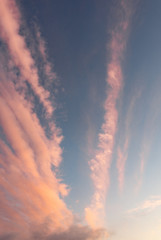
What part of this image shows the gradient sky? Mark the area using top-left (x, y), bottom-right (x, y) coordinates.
top-left (0, 0), bottom-right (161, 239)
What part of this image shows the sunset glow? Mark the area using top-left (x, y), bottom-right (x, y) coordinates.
top-left (0, 0), bottom-right (161, 239)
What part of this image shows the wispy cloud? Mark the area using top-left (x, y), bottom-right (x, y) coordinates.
top-left (0, 0), bottom-right (53, 116)
top-left (117, 138), bottom-right (129, 192)
top-left (35, 28), bottom-right (57, 83)
top-left (85, 0), bottom-right (133, 228)
top-left (117, 90), bottom-right (142, 192)
top-left (0, 1), bottom-right (111, 239)
top-left (127, 196), bottom-right (161, 216)
top-left (0, 0), bottom-right (73, 237)
top-left (136, 77), bottom-right (161, 192)
top-left (0, 42), bottom-right (72, 238)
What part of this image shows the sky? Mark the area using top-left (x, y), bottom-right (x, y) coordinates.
top-left (0, 0), bottom-right (161, 239)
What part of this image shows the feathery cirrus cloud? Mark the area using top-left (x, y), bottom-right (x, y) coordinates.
top-left (127, 196), bottom-right (161, 216)
top-left (0, 0), bottom-right (72, 236)
top-left (0, 1), bottom-right (107, 239)
top-left (85, 0), bottom-right (133, 228)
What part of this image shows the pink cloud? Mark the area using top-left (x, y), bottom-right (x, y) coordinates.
top-left (35, 29), bottom-right (57, 82)
top-left (0, 2), bottom-right (109, 239)
top-left (85, 0), bottom-right (133, 228)
top-left (0, 65), bottom-right (73, 237)
top-left (0, 0), bottom-right (53, 116)
top-left (0, 1), bottom-right (74, 237)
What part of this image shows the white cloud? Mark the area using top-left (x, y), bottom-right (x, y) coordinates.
top-left (127, 196), bottom-right (161, 216)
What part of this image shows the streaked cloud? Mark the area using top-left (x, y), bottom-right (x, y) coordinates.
top-left (0, 224), bottom-right (108, 240)
top-left (2, 0), bottom-right (161, 239)
top-left (127, 196), bottom-right (161, 216)
top-left (0, 2), bottom-right (110, 239)
top-left (117, 138), bottom-right (129, 192)
top-left (117, 90), bottom-right (142, 192)
top-left (0, 0), bottom-right (73, 237)
top-left (85, 0), bottom-right (133, 228)
top-left (0, 41), bottom-right (72, 238)
top-left (35, 29), bottom-right (57, 82)
top-left (136, 77), bottom-right (161, 192)
top-left (0, 0), bottom-right (53, 116)
top-left (32, 224), bottom-right (108, 240)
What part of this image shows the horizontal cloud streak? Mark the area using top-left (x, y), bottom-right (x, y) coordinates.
top-left (85, 0), bottom-right (133, 228)
top-left (0, 224), bottom-right (108, 240)
top-left (127, 196), bottom-right (161, 215)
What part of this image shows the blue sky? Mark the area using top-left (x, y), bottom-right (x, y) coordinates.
top-left (0, 0), bottom-right (161, 239)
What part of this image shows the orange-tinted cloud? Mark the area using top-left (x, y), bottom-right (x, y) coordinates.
top-left (0, 0), bottom-right (74, 237)
top-left (35, 29), bottom-right (57, 82)
top-left (85, 0), bottom-right (133, 228)
top-left (0, 2), bottom-right (109, 239)
top-left (0, 53), bottom-right (73, 237)
top-left (0, 0), bottom-right (53, 115)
